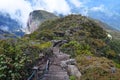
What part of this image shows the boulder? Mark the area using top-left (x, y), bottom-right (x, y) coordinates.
top-left (66, 59), bottom-right (76, 65)
top-left (60, 59), bottom-right (76, 70)
top-left (60, 61), bottom-right (68, 69)
top-left (67, 65), bottom-right (81, 80)
top-left (57, 54), bottom-right (70, 60)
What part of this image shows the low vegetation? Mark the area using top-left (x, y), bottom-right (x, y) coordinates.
top-left (0, 38), bottom-right (52, 80)
top-left (28, 14), bottom-right (120, 80)
top-left (1, 14), bottom-right (120, 80)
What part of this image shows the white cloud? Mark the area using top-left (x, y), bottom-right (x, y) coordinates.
top-left (90, 4), bottom-right (116, 17)
top-left (0, 0), bottom-right (71, 29)
top-left (69, 0), bottom-right (82, 7)
top-left (91, 5), bottom-right (105, 12)
top-left (0, 0), bottom-right (32, 28)
top-left (82, 8), bottom-right (89, 16)
top-left (32, 0), bottom-right (71, 15)
top-left (0, 25), bottom-right (9, 31)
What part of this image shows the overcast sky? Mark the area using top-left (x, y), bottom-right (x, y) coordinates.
top-left (0, 0), bottom-right (120, 29)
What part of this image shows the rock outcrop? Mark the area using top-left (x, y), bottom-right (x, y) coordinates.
top-left (67, 65), bottom-right (81, 80)
top-left (60, 59), bottom-right (81, 80)
top-left (52, 47), bottom-right (81, 80)
top-left (26, 10), bottom-right (58, 34)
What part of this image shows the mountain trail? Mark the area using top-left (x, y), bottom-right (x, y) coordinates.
top-left (41, 47), bottom-right (70, 80)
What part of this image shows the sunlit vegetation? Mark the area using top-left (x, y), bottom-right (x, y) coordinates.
top-left (61, 41), bottom-right (92, 57)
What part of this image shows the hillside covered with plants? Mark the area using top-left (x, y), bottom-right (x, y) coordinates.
top-left (0, 14), bottom-right (120, 80)
top-left (28, 14), bottom-right (120, 80)
top-left (0, 38), bottom-right (52, 80)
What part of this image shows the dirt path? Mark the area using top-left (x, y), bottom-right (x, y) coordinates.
top-left (41, 47), bottom-right (70, 80)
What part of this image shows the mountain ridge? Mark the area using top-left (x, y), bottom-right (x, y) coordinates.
top-left (26, 14), bottom-right (120, 80)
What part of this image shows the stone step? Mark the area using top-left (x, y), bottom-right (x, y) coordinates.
top-left (38, 70), bottom-right (68, 75)
top-left (42, 73), bottom-right (69, 80)
top-left (42, 77), bottom-right (69, 80)
top-left (40, 47), bottom-right (71, 80)
top-left (44, 74), bottom-right (68, 77)
top-left (47, 71), bottom-right (68, 75)
top-left (49, 65), bottom-right (63, 71)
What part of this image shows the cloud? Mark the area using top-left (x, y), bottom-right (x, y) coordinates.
top-left (90, 4), bottom-right (105, 12)
top-left (0, 25), bottom-right (9, 31)
top-left (69, 0), bottom-right (82, 7)
top-left (90, 4), bottom-right (116, 17)
top-left (0, 0), bottom-right (32, 28)
top-left (0, 0), bottom-right (73, 28)
top-left (32, 0), bottom-right (71, 15)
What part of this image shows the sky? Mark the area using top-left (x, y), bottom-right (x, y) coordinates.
top-left (0, 0), bottom-right (120, 30)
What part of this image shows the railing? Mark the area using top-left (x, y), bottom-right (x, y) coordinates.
top-left (27, 59), bottom-right (50, 80)
top-left (45, 59), bottom-right (50, 72)
top-left (27, 70), bottom-right (36, 80)
top-left (27, 66), bottom-right (39, 80)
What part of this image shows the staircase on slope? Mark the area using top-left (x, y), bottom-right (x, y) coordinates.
top-left (41, 47), bottom-right (69, 80)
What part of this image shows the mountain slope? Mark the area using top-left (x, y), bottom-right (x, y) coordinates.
top-left (26, 10), bottom-right (58, 33)
top-left (89, 11), bottom-right (120, 30)
top-left (0, 29), bottom-right (16, 39)
top-left (29, 14), bottom-right (107, 40)
top-left (28, 14), bottom-right (109, 58)
top-left (27, 14), bottom-right (120, 80)
top-left (87, 17), bottom-right (120, 40)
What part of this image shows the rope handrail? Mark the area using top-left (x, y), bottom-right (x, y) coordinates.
top-left (27, 70), bottom-right (36, 80)
top-left (27, 59), bottom-right (50, 80)
top-left (45, 59), bottom-right (50, 72)
top-left (39, 59), bottom-right (50, 79)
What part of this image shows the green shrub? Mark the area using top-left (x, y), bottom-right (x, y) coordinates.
top-left (70, 75), bottom-right (76, 80)
top-left (0, 40), bottom-right (29, 80)
top-left (61, 41), bottom-right (92, 57)
top-left (0, 39), bottom-right (49, 80)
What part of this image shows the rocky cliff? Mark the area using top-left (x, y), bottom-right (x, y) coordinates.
top-left (26, 10), bottom-right (58, 34)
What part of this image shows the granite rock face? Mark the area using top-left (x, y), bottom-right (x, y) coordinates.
top-left (27, 10), bottom-right (58, 34)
